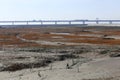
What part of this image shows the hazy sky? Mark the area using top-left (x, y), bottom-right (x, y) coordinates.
top-left (0, 0), bottom-right (120, 20)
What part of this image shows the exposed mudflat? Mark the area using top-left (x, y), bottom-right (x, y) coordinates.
top-left (0, 57), bottom-right (120, 80)
top-left (0, 26), bottom-right (120, 80)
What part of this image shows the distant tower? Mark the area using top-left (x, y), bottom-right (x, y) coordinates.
top-left (96, 18), bottom-right (99, 24)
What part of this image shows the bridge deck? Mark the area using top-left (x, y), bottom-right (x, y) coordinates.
top-left (0, 20), bottom-right (120, 25)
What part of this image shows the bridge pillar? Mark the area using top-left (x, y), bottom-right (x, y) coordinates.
top-left (26, 21), bottom-right (29, 25)
top-left (96, 21), bottom-right (99, 24)
top-left (69, 21), bottom-right (71, 24)
top-left (109, 21), bottom-right (112, 24)
top-left (55, 21), bottom-right (57, 25)
top-left (41, 21), bottom-right (43, 25)
top-left (12, 22), bottom-right (14, 25)
top-left (83, 21), bottom-right (85, 24)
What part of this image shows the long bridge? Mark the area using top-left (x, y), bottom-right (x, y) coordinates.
top-left (0, 20), bottom-right (120, 25)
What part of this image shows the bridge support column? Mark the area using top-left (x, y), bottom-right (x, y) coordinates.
top-left (41, 21), bottom-right (43, 25)
top-left (55, 21), bottom-right (57, 25)
top-left (96, 21), bottom-right (99, 24)
top-left (69, 21), bottom-right (71, 24)
top-left (26, 21), bottom-right (29, 25)
top-left (109, 21), bottom-right (112, 24)
top-left (12, 22), bottom-right (14, 25)
top-left (83, 21), bottom-right (85, 24)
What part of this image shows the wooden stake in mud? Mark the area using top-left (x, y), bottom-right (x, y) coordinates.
top-left (38, 71), bottom-right (41, 77)
top-left (50, 63), bottom-right (53, 70)
top-left (66, 63), bottom-right (70, 69)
